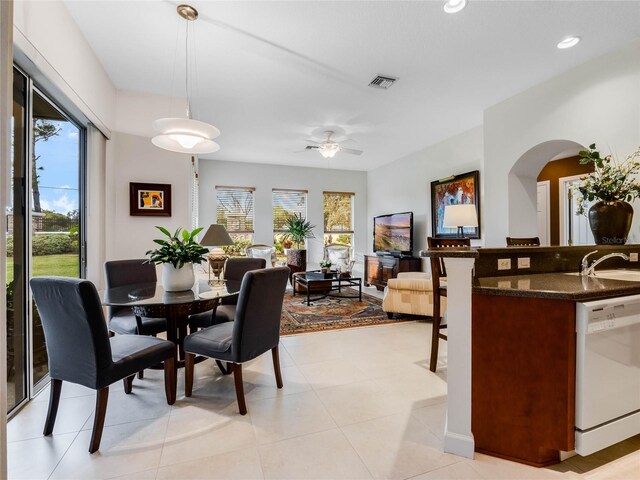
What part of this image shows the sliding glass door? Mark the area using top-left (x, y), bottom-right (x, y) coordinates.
top-left (6, 67), bottom-right (85, 414)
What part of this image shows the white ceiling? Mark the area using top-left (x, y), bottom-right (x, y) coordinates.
top-left (64, 1), bottom-right (640, 171)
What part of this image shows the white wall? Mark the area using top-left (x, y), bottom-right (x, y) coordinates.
top-left (105, 132), bottom-right (193, 262)
top-left (484, 40), bottom-right (640, 246)
top-left (198, 160), bottom-right (368, 267)
top-left (13, 0), bottom-right (116, 134)
top-left (367, 126), bottom-right (484, 265)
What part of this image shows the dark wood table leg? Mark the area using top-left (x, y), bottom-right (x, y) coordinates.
top-left (359, 279), bottom-right (362, 301)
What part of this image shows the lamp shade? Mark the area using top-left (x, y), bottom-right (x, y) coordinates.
top-left (152, 118), bottom-right (221, 154)
top-left (443, 204), bottom-right (478, 228)
top-left (200, 224), bottom-right (233, 246)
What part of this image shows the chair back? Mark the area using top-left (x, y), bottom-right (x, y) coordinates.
top-left (222, 257), bottom-right (266, 304)
top-left (30, 277), bottom-right (112, 389)
top-left (506, 236), bottom-right (540, 246)
top-left (324, 244), bottom-right (352, 271)
top-left (427, 237), bottom-right (471, 285)
top-left (104, 259), bottom-right (157, 320)
top-left (245, 244), bottom-right (276, 267)
top-left (232, 267), bottom-right (289, 362)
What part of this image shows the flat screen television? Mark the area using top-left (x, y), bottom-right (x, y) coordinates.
top-left (373, 211), bottom-right (413, 256)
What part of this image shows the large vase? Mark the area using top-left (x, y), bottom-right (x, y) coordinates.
top-left (162, 262), bottom-right (195, 292)
top-left (286, 249), bottom-right (307, 287)
top-left (588, 201), bottom-right (634, 245)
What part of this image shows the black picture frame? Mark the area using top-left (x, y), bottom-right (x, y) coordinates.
top-left (129, 182), bottom-right (172, 217)
top-left (430, 170), bottom-right (480, 239)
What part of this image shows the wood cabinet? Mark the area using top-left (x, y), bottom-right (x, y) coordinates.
top-left (364, 255), bottom-right (422, 291)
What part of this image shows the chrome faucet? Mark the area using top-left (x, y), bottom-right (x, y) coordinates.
top-left (581, 251), bottom-right (630, 276)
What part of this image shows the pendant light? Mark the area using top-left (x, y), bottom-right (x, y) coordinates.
top-left (152, 4), bottom-right (220, 154)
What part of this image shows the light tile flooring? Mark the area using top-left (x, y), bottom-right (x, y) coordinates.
top-left (8, 320), bottom-right (640, 479)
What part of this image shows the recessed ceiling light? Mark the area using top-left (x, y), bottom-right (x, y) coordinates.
top-left (557, 36), bottom-right (581, 49)
top-left (443, 0), bottom-right (467, 14)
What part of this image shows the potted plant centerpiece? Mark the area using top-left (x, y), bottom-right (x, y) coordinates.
top-left (319, 259), bottom-right (332, 274)
top-left (282, 213), bottom-right (316, 278)
top-left (573, 144), bottom-right (640, 245)
top-left (146, 226), bottom-right (209, 292)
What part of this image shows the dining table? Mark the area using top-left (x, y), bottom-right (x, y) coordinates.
top-left (101, 279), bottom-right (238, 367)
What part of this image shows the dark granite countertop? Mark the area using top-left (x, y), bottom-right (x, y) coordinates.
top-left (473, 271), bottom-right (640, 300)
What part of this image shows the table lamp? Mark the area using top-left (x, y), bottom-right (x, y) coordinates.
top-left (200, 224), bottom-right (234, 284)
top-left (443, 204), bottom-right (478, 238)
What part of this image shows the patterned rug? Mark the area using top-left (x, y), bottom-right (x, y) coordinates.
top-left (280, 287), bottom-right (410, 335)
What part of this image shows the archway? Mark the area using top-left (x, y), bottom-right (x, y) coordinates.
top-left (507, 140), bottom-right (585, 244)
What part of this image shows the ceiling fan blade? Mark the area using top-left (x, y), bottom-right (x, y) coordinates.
top-left (341, 147), bottom-right (363, 155)
top-left (305, 145), bottom-right (319, 150)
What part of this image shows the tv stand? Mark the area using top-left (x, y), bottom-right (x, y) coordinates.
top-left (364, 255), bottom-right (422, 291)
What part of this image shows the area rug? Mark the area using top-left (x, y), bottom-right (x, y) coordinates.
top-left (280, 287), bottom-right (410, 335)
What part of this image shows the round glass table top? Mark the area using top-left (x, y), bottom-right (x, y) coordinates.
top-left (101, 279), bottom-right (238, 307)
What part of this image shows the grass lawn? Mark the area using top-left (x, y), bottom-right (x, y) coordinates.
top-left (6, 254), bottom-right (79, 283)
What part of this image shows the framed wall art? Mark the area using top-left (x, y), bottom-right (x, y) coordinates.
top-left (129, 182), bottom-right (172, 217)
top-left (430, 170), bottom-right (480, 238)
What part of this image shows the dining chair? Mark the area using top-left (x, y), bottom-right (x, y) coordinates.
top-left (184, 267), bottom-right (290, 415)
top-left (30, 277), bottom-right (176, 453)
top-left (427, 236), bottom-right (471, 372)
top-left (506, 236), bottom-right (541, 246)
top-left (188, 257), bottom-right (266, 333)
top-left (104, 259), bottom-right (167, 337)
top-left (245, 244), bottom-right (277, 267)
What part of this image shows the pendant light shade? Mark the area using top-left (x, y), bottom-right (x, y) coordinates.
top-left (152, 118), bottom-right (221, 154)
top-left (152, 4), bottom-right (221, 155)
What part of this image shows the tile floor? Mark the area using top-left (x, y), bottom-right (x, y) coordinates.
top-left (7, 318), bottom-right (640, 479)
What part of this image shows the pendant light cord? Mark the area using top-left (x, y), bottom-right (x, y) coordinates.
top-left (185, 19), bottom-right (191, 119)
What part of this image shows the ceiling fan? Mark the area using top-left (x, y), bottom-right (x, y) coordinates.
top-left (303, 131), bottom-right (363, 158)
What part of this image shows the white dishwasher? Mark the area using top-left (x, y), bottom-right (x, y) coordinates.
top-left (575, 294), bottom-right (640, 456)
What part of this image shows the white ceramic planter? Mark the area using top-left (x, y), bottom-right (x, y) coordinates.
top-left (162, 262), bottom-right (195, 292)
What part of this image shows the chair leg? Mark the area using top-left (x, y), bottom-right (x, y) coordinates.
top-left (89, 387), bottom-right (109, 454)
top-left (232, 363), bottom-right (247, 415)
top-left (43, 379), bottom-right (63, 436)
top-left (164, 355), bottom-right (176, 405)
top-left (430, 311), bottom-right (441, 373)
top-left (185, 353), bottom-right (195, 397)
top-left (271, 347), bottom-right (283, 389)
top-left (137, 370), bottom-right (144, 380)
top-left (215, 360), bottom-right (232, 375)
top-left (123, 375), bottom-right (134, 394)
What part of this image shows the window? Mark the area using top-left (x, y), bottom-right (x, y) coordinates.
top-left (323, 191), bottom-right (354, 246)
top-left (215, 186), bottom-right (254, 252)
top-left (273, 189), bottom-right (307, 257)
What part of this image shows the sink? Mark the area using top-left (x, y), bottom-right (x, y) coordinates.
top-left (564, 269), bottom-right (640, 282)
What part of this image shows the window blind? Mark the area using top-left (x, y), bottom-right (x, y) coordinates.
top-left (323, 192), bottom-right (354, 233)
top-left (273, 189), bottom-right (307, 232)
top-left (216, 187), bottom-right (254, 234)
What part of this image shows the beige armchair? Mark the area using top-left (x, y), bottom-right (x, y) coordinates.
top-left (245, 244), bottom-right (276, 267)
top-left (382, 272), bottom-right (445, 319)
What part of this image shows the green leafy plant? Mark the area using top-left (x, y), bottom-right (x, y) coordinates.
top-left (282, 213), bottom-right (316, 250)
top-left (574, 144), bottom-right (640, 215)
top-left (145, 226), bottom-right (209, 268)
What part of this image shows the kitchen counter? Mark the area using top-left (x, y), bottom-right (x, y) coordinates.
top-left (473, 270), bottom-right (640, 300)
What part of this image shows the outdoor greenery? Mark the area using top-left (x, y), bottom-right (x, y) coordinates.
top-left (282, 213), bottom-right (316, 250)
top-left (574, 144), bottom-right (640, 215)
top-left (6, 233), bottom-right (77, 257)
top-left (145, 226), bottom-right (209, 268)
top-left (6, 254), bottom-right (79, 283)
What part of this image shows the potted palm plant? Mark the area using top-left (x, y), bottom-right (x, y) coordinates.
top-left (145, 226), bottom-right (209, 291)
top-left (282, 213), bottom-right (316, 277)
top-left (574, 144), bottom-right (640, 244)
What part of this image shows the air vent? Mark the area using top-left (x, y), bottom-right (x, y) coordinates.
top-left (368, 75), bottom-right (398, 89)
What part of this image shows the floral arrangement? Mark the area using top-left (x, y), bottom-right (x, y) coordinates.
top-left (574, 144), bottom-right (640, 215)
top-left (319, 259), bottom-right (332, 269)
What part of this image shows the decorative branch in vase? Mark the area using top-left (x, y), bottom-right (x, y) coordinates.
top-left (573, 144), bottom-right (640, 245)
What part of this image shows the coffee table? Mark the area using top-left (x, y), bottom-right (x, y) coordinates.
top-left (292, 271), bottom-right (362, 306)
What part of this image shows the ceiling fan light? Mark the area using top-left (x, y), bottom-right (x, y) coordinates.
top-left (319, 143), bottom-right (340, 158)
top-left (443, 0), bottom-right (467, 14)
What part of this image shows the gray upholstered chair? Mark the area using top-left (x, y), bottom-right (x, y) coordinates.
top-left (184, 267), bottom-right (290, 415)
top-left (104, 259), bottom-right (167, 336)
top-left (188, 257), bottom-right (266, 332)
top-left (30, 277), bottom-right (176, 453)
